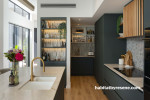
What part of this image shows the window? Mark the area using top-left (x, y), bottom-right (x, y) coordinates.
top-left (8, 1), bottom-right (14, 11)
top-left (23, 10), bottom-right (29, 19)
top-left (15, 5), bottom-right (22, 15)
top-left (9, 23), bottom-right (30, 67)
top-left (8, 0), bottom-right (30, 20)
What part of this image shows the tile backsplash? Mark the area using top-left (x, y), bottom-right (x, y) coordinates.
top-left (71, 43), bottom-right (95, 56)
top-left (127, 37), bottom-right (144, 70)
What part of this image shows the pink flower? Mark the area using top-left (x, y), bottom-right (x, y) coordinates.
top-left (15, 53), bottom-right (23, 61)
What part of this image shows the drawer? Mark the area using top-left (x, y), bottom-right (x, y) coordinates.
top-left (103, 80), bottom-right (122, 100)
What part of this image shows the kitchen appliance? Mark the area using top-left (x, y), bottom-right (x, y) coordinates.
top-left (144, 27), bottom-right (150, 99)
top-left (88, 51), bottom-right (94, 56)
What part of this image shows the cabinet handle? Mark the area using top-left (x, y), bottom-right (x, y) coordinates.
top-left (145, 76), bottom-right (150, 80)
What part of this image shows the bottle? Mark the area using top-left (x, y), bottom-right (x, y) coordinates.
top-left (42, 52), bottom-right (46, 61)
top-left (9, 70), bottom-right (14, 85)
top-left (47, 54), bottom-right (50, 61)
top-left (44, 52), bottom-right (47, 61)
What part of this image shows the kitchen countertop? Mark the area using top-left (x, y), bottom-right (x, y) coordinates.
top-left (0, 67), bottom-right (65, 100)
top-left (104, 64), bottom-right (143, 92)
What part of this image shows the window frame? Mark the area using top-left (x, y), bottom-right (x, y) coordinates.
top-left (9, 23), bottom-right (30, 67)
top-left (9, 0), bottom-right (30, 20)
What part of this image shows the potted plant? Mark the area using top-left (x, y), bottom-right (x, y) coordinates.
top-left (58, 22), bottom-right (66, 38)
top-left (4, 45), bottom-right (25, 86)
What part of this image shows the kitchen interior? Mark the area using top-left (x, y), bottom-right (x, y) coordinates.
top-left (71, 18), bottom-right (95, 76)
top-left (0, 0), bottom-right (150, 100)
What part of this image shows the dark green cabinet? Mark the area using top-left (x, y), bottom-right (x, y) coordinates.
top-left (94, 14), bottom-right (126, 86)
top-left (104, 66), bottom-right (144, 100)
top-left (71, 57), bottom-right (94, 76)
top-left (54, 69), bottom-right (65, 100)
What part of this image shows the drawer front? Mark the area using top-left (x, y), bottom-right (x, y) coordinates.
top-left (103, 80), bottom-right (122, 100)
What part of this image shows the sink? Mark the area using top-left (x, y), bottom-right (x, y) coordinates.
top-left (20, 77), bottom-right (56, 90)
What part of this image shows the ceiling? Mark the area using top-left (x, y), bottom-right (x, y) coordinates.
top-left (71, 0), bottom-right (131, 26)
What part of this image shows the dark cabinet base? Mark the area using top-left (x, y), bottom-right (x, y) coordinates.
top-left (71, 57), bottom-right (94, 76)
top-left (54, 70), bottom-right (65, 100)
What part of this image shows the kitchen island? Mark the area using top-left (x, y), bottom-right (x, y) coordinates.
top-left (0, 67), bottom-right (65, 100)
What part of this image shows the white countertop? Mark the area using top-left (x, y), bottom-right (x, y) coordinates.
top-left (104, 64), bottom-right (143, 92)
top-left (0, 67), bottom-right (65, 100)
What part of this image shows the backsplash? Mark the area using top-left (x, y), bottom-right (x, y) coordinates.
top-left (127, 37), bottom-right (144, 70)
top-left (71, 43), bottom-right (95, 56)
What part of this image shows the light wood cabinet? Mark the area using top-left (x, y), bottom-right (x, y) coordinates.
top-left (123, 0), bottom-right (143, 37)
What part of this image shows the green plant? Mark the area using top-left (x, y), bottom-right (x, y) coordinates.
top-left (58, 22), bottom-right (66, 38)
top-left (117, 15), bottom-right (123, 34)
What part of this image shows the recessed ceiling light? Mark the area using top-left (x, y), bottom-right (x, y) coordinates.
top-left (78, 24), bottom-right (80, 25)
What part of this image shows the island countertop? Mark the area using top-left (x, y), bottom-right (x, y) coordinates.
top-left (0, 67), bottom-right (65, 100)
top-left (104, 64), bottom-right (143, 92)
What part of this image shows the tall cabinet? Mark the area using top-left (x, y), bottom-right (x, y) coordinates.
top-left (40, 17), bottom-right (67, 66)
top-left (94, 14), bottom-right (126, 85)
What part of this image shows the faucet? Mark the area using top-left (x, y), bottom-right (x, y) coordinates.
top-left (31, 57), bottom-right (45, 81)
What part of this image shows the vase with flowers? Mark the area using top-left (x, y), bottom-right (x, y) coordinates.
top-left (4, 46), bottom-right (25, 86)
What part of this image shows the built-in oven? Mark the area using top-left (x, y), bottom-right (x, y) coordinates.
top-left (144, 27), bottom-right (150, 100)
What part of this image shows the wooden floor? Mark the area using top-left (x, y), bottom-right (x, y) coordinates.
top-left (64, 76), bottom-right (108, 100)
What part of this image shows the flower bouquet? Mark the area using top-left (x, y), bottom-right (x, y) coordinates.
top-left (4, 46), bottom-right (25, 86)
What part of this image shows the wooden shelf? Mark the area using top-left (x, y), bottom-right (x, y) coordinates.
top-left (120, 23), bottom-right (123, 26)
top-left (117, 37), bottom-right (126, 39)
top-left (73, 32), bottom-right (84, 34)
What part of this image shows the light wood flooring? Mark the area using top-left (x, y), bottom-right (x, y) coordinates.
top-left (64, 76), bottom-right (108, 100)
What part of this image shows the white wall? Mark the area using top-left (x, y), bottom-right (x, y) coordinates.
top-left (38, 0), bottom-right (93, 17)
top-left (1, 0), bottom-right (35, 68)
top-left (0, 0), bottom-right (4, 69)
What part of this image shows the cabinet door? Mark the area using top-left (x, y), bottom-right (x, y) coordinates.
top-left (123, 0), bottom-right (139, 37)
top-left (71, 57), bottom-right (93, 76)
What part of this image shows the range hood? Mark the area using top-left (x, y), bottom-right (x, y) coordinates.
top-left (18, 0), bottom-right (34, 11)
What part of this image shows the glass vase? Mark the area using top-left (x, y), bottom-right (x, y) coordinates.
top-left (12, 62), bottom-right (19, 85)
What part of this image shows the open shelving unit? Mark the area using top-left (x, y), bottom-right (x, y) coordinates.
top-left (71, 26), bottom-right (95, 57)
top-left (41, 17), bottom-right (67, 66)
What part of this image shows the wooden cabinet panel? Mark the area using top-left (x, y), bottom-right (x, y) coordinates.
top-left (123, 0), bottom-right (143, 37)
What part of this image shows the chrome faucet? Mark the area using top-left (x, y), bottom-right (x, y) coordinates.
top-left (31, 57), bottom-right (45, 81)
